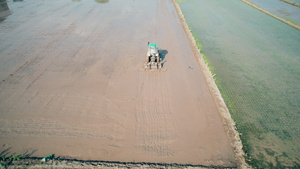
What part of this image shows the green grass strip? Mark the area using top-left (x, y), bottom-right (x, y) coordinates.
top-left (242, 0), bottom-right (300, 30)
top-left (280, 0), bottom-right (300, 7)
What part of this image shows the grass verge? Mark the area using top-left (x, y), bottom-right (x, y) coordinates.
top-left (177, 1), bottom-right (300, 168)
top-left (241, 0), bottom-right (300, 30)
top-left (280, 0), bottom-right (300, 7)
top-left (172, 0), bottom-right (249, 168)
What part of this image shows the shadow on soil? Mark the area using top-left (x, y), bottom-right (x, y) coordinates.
top-left (0, 146), bottom-right (38, 159)
top-left (159, 49), bottom-right (168, 67)
top-left (0, 146), bottom-right (40, 167)
top-left (0, 0), bottom-right (11, 23)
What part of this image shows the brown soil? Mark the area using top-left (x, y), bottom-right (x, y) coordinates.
top-left (0, 0), bottom-right (236, 167)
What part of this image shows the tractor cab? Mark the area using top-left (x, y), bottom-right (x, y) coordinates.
top-left (148, 43), bottom-right (158, 55)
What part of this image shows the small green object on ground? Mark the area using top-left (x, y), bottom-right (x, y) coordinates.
top-left (41, 154), bottom-right (54, 162)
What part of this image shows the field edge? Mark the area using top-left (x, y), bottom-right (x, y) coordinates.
top-left (172, 1), bottom-right (250, 169)
top-left (241, 0), bottom-right (300, 31)
top-left (0, 157), bottom-right (237, 168)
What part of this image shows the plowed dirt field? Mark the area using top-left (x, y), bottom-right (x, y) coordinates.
top-left (0, 0), bottom-right (235, 167)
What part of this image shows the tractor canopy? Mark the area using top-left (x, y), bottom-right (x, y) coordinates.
top-left (148, 43), bottom-right (158, 49)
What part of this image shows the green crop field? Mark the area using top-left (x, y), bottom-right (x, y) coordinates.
top-left (177, 0), bottom-right (300, 168)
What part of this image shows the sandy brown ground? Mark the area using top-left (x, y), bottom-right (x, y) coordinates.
top-left (0, 0), bottom-right (236, 167)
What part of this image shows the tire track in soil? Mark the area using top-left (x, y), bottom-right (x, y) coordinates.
top-left (136, 72), bottom-right (177, 158)
top-left (0, 0), bottom-right (237, 166)
top-left (0, 119), bottom-right (122, 141)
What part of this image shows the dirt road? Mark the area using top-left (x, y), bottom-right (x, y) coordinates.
top-left (0, 0), bottom-right (235, 167)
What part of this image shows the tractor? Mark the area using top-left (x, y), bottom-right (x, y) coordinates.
top-left (145, 42), bottom-right (161, 69)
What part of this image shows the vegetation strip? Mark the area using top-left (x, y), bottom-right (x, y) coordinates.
top-left (172, 0), bottom-right (249, 169)
top-left (280, 0), bottom-right (300, 7)
top-left (0, 156), bottom-right (237, 168)
top-left (242, 0), bottom-right (300, 31)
